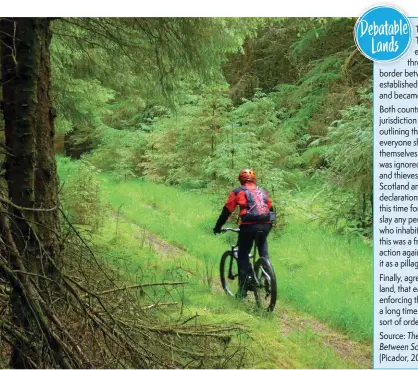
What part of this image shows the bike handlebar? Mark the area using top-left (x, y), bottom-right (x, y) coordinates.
top-left (221, 227), bottom-right (240, 233)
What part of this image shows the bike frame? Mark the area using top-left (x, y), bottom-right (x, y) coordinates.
top-left (223, 228), bottom-right (261, 288)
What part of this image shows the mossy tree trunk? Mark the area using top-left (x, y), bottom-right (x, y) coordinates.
top-left (1, 17), bottom-right (60, 368)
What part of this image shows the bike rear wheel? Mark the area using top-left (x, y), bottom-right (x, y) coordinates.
top-left (254, 257), bottom-right (277, 312)
top-left (220, 250), bottom-right (239, 297)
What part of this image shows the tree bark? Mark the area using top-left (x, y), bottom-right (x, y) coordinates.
top-left (0, 17), bottom-right (60, 368)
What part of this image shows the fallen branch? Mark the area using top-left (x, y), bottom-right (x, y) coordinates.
top-left (0, 195), bottom-right (57, 212)
top-left (181, 313), bottom-right (200, 325)
top-left (141, 301), bottom-right (178, 310)
top-left (0, 200), bottom-right (247, 368)
top-left (98, 281), bottom-right (188, 296)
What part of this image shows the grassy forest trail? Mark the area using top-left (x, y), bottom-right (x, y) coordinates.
top-left (0, 16), bottom-right (373, 369)
top-left (87, 174), bottom-right (372, 369)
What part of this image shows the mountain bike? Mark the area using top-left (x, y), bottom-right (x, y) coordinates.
top-left (219, 227), bottom-right (277, 312)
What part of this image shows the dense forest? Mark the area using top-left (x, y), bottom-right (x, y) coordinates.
top-left (0, 17), bottom-right (372, 368)
top-left (56, 17), bottom-right (372, 236)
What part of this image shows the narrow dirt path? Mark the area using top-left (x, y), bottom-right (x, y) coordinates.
top-left (279, 307), bottom-right (371, 368)
top-left (114, 211), bottom-right (186, 256)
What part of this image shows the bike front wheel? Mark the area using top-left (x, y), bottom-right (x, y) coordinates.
top-left (254, 257), bottom-right (277, 312)
top-left (220, 250), bottom-right (239, 297)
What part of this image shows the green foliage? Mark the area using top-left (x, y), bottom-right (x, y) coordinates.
top-left (223, 19), bottom-right (299, 97)
top-left (290, 18), bottom-right (356, 71)
top-left (143, 93), bottom-right (232, 185)
top-left (52, 17), bottom-right (257, 109)
top-left (325, 89), bottom-right (372, 194)
top-left (54, 17), bottom-right (372, 238)
top-left (58, 157), bottom-right (105, 231)
top-left (84, 126), bottom-right (148, 181)
top-left (300, 55), bottom-right (344, 87)
top-left (277, 55), bottom-right (346, 140)
top-left (314, 89), bottom-right (372, 235)
top-left (203, 92), bottom-right (277, 183)
top-left (51, 35), bottom-right (115, 134)
top-left (300, 146), bottom-right (328, 169)
top-left (105, 99), bottom-right (170, 131)
top-left (63, 124), bottom-right (101, 158)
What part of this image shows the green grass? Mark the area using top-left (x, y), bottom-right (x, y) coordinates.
top-left (88, 208), bottom-right (370, 369)
top-left (94, 173), bottom-right (372, 341)
top-left (273, 216), bottom-right (372, 340)
top-left (57, 158), bottom-right (372, 368)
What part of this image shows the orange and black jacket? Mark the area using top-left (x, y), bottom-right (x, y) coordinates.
top-left (214, 181), bottom-right (273, 230)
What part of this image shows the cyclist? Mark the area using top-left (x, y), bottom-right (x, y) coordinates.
top-left (213, 168), bottom-right (274, 297)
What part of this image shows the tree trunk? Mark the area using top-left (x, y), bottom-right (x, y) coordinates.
top-left (0, 17), bottom-right (60, 368)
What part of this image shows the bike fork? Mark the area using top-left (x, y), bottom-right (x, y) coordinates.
top-left (259, 266), bottom-right (272, 294)
top-left (228, 248), bottom-right (236, 280)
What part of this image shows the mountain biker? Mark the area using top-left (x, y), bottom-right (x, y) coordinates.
top-left (213, 168), bottom-right (274, 298)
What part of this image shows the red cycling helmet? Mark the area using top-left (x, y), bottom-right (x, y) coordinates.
top-left (238, 168), bottom-right (256, 184)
